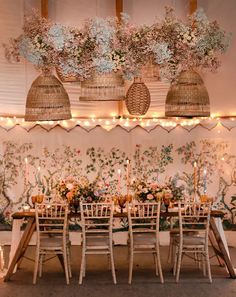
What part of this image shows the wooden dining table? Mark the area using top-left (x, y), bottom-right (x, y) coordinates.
top-left (4, 209), bottom-right (236, 281)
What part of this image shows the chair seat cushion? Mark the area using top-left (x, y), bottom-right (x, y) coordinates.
top-left (86, 235), bottom-right (110, 248)
top-left (40, 237), bottom-right (70, 249)
top-left (174, 235), bottom-right (205, 246)
top-left (133, 233), bottom-right (157, 246)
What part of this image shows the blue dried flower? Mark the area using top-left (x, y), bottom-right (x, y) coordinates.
top-left (92, 57), bottom-right (115, 73)
top-left (149, 42), bottom-right (172, 65)
top-left (48, 24), bottom-right (65, 51)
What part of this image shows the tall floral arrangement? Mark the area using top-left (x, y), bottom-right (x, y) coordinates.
top-left (148, 7), bottom-right (231, 81)
top-left (57, 176), bottom-right (104, 203)
top-left (114, 13), bottom-right (150, 79)
top-left (4, 8), bottom-right (230, 82)
top-left (132, 180), bottom-right (173, 203)
top-left (4, 11), bottom-right (58, 71)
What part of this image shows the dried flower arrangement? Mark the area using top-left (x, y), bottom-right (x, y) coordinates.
top-left (3, 7), bottom-right (231, 82)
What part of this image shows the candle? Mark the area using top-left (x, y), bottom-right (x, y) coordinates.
top-left (203, 168), bottom-right (207, 194)
top-left (194, 161), bottom-right (197, 193)
top-left (126, 159), bottom-right (131, 194)
top-left (117, 169), bottom-right (121, 194)
top-left (23, 204), bottom-right (30, 212)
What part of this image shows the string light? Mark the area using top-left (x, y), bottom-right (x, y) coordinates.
top-left (0, 115), bottom-right (235, 132)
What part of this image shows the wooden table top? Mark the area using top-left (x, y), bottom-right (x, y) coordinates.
top-left (12, 209), bottom-right (224, 220)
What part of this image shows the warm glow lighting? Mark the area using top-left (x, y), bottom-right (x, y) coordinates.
top-left (84, 121), bottom-right (90, 126)
top-left (0, 115), bottom-right (235, 132)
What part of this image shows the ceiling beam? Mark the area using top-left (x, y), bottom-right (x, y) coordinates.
top-left (116, 0), bottom-right (123, 21)
top-left (41, 0), bottom-right (48, 18)
top-left (189, 0), bottom-right (197, 14)
top-left (116, 0), bottom-right (124, 116)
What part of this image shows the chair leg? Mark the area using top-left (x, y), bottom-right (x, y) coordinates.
top-left (201, 252), bottom-right (206, 276)
top-left (39, 254), bottom-right (43, 278)
top-left (153, 253), bottom-right (159, 276)
top-left (173, 244), bottom-right (178, 276)
top-left (33, 247), bottom-right (40, 285)
top-left (156, 245), bottom-right (164, 283)
top-left (79, 248), bottom-right (85, 285)
top-left (110, 246), bottom-right (117, 284)
top-left (63, 249), bottom-right (70, 285)
top-left (205, 248), bottom-right (212, 283)
top-left (175, 245), bottom-right (182, 283)
top-left (128, 248), bottom-right (134, 284)
top-left (67, 246), bottom-right (72, 278)
top-left (83, 256), bottom-right (86, 277)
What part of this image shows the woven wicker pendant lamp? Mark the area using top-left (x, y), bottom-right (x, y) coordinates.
top-left (79, 72), bottom-right (125, 101)
top-left (165, 70), bottom-right (210, 117)
top-left (25, 72), bottom-right (71, 121)
top-left (125, 77), bottom-right (151, 116)
top-left (141, 59), bottom-right (159, 83)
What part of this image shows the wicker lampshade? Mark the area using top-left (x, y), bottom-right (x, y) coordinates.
top-left (125, 77), bottom-right (151, 116)
top-left (165, 70), bottom-right (210, 117)
top-left (79, 72), bottom-right (125, 101)
top-left (25, 72), bottom-right (71, 121)
top-left (141, 59), bottom-right (159, 82)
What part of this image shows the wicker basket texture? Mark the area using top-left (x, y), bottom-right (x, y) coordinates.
top-left (165, 70), bottom-right (210, 117)
top-left (25, 73), bottom-right (71, 121)
top-left (125, 78), bottom-right (151, 116)
top-left (79, 72), bottom-right (125, 101)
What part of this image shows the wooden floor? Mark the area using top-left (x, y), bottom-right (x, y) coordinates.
top-left (1, 245), bottom-right (236, 297)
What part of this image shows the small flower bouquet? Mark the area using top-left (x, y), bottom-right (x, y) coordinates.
top-left (133, 180), bottom-right (173, 203)
top-left (57, 176), bottom-right (104, 204)
top-left (57, 176), bottom-right (79, 203)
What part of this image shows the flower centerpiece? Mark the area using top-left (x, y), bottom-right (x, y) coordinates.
top-left (132, 180), bottom-right (173, 203)
top-left (148, 7), bottom-right (231, 81)
top-left (57, 176), bottom-right (104, 210)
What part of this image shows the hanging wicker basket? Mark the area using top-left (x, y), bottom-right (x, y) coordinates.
top-left (25, 72), bottom-right (71, 121)
top-left (165, 70), bottom-right (210, 117)
top-left (125, 77), bottom-right (151, 116)
top-left (56, 67), bottom-right (81, 83)
top-left (79, 71), bottom-right (125, 101)
top-left (141, 59), bottom-right (159, 82)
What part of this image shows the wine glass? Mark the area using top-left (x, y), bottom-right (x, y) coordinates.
top-left (118, 195), bottom-right (127, 213)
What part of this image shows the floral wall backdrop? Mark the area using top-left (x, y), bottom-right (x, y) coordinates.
top-left (0, 125), bottom-right (236, 230)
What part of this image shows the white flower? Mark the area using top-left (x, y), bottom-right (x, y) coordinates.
top-left (143, 188), bottom-right (148, 193)
top-left (66, 183), bottom-right (74, 190)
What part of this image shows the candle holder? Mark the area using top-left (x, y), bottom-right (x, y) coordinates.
top-left (31, 194), bottom-right (44, 207)
top-left (116, 194), bottom-right (132, 213)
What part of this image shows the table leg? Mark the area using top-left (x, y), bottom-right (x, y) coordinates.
top-left (4, 217), bottom-right (36, 282)
top-left (210, 217), bottom-right (236, 278)
top-left (8, 219), bottom-right (23, 273)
